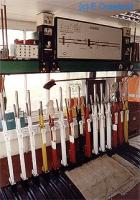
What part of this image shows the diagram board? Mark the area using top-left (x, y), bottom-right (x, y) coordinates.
top-left (56, 18), bottom-right (122, 60)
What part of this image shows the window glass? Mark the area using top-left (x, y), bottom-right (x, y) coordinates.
top-left (27, 73), bottom-right (47, 111)
top-left (26, 31), bottom-right (34, 40)
top-left (5, 73), bottom-right (48, 115)
top-left (69, 72), bottom-right (88, 79)
top-left (7, 29), bottom-right (23, 45)
top-left (5, 75), bottom-right (25, 112)
top-left (96, 71), bottom-right (117, 78)
top-left (50, 73), bottom-right (67, 106)
top-left (50, 72), bottom-right (88, 106)
top-left (69, 72), bottom-right (88, 97)
top-left (0, 29), bottom-right (24, 56)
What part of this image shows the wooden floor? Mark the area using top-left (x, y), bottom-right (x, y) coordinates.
top-left (0, 146), bottom-right (59, 187)
top-left (0, 146), bottom-right (139, 200)
top-left (112, 183), bottom-right (140, 200)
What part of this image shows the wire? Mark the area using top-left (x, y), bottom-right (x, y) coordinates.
top-left (121, 71), bottom-right (137, 85)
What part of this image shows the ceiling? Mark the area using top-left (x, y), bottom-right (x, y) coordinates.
top-left (2, 0), bottom-right (140, 22)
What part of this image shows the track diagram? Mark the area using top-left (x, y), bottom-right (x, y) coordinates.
top-left (56, 18), bottom-right (122, 60)
top-left (59, 37), bottom-right (121, 48)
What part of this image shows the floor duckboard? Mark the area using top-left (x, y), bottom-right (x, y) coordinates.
top-left (0, 144), bottom-right (140, 200)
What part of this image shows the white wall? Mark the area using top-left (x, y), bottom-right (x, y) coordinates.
top-left (1, 13), bottom-right (140, 36)
top-left (0, 19), bottom-right (36, 31)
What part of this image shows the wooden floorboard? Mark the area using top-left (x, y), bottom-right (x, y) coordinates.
top-left (112, 183), bottom-right (140, 200)
top-left (0, 145), bottom-right (139, 200)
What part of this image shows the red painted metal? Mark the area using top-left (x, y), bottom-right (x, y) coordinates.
top-left (51, 148), bottom-right (60, 170)
top-left (112, 102), bottom-right (118, 148)
top-left (68, 98), bottom-right (76, 164)
top-left (84, 106), bottom-right (92, 158)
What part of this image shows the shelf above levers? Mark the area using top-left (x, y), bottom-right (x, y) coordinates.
top-left (57, 60), bottom-right (135, 72)
top-left (0, 60), bottom-right (40, 74)
top-left (132, 62), bottom-right (140, 71)
top-left (0, 59), bottom-right (139, 74)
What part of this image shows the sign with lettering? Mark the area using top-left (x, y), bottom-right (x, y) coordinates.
top-left (56, 18), bottom-right (122, 60)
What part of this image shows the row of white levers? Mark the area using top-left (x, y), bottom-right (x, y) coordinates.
top-left (0, 84), bottom-right (114, 186)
